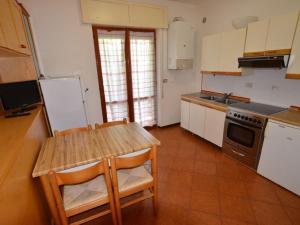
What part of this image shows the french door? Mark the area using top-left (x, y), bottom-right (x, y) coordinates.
top-left (93, 27), bottom-right (157, 127)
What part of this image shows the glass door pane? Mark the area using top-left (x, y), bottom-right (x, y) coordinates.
top-left (130, 31), bottom-right (156, 126)
top-left (98, 29), bottom-right (128, 122)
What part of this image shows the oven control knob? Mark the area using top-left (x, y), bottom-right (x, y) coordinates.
top-left (245, 117), bottom-right (248, 120)
top-left (237, 114), bottom-right (241, 118)
top-left (253, 119), bottom-right (257, 123)
top-left (249, 118), bottom-right (252, 122)
top-left (241, 116), bottom-right (244, 119)
top-left (257, 120), bottom-right (262, 124)
top-left (234, 113), bottom-right (237, 117)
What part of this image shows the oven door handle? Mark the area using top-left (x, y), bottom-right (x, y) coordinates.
top-left (226, 117), bottom-right (262, 130)
top-left (231, 149), bottom-right (246, 157)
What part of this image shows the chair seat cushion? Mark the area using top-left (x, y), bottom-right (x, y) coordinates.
top-left (117, 165), bottom-right (153, 192)
top-left (63, 175), bottom-right (108, 211)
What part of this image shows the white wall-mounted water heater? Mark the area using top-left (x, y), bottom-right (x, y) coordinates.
top-left (167, 17), bottom-right (195, 70)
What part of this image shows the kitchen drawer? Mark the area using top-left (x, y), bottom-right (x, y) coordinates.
top-left (222, 142), bottom-right (257, 168)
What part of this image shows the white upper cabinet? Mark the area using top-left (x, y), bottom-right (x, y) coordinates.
top-left (244, 20), bottom-right (269, 55)
top-left (129, 4), bottom-right (167, 28)
top-left (201, 29), bottom-right (245, 74)
top-left (219, 28), bottom-right (246, 73)
top-left (80, 0), bottom-right (167, 28)
top-left (201, 33), bottom-right (221, 72)
top-left (287, 15), bottom-right (300, 78)
top-left (265, 12), bottom-right (299, 53)
top-left (81, 0), bottom-right (130, 26)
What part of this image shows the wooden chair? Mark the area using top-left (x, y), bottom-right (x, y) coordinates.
top-left (95, 118), bottom-right (128, 129)
top-left (48, 160), bottom-right (118, 225)
top-left (110, 146), bottom-right (158, 225)
top-left (54, 125), bottom-right (92, 137)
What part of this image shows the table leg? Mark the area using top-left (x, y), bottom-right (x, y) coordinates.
top-left (40, 175), bottom-right (61, 225)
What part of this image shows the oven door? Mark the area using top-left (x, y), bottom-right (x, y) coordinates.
top-left (224, 118), bottom-right (262, 155)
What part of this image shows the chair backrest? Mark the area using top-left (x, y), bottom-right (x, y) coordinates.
top-left (48, 160), bottom-right (111, 225)
top-left (111, 146), bottom-right (156, 170)
top-left (54, 125), bottom-right (92, 137)
top-left (95, 118), bottom-right (128, 129)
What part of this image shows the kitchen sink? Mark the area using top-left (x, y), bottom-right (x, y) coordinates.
top-left (215, 99), bottom-right (238, 105)
top-left (199, 95), bottom-right (238, 105)
top-left (200, 95), bottom-right (222, 101)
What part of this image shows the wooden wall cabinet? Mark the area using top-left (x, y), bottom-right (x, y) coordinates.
top-left (0, 0), bottom-right (31, 56)
top-left (9, 0), bottom-right (31, 55)
top-left (81, 0), bottom-right (168, 28)
top-left (265, 12), bottom-right (299, 55)
top-left (258, 120), bottom-right (300, 195)
top-left (244, 20), bottom-right (269, 56)
top-left (286, 15), bottom-right (300, 79)
top-left (0, 0), bottom-right (20, 51)
top-left (180, 100), bottom-right (226, 147)
top-left (219, 28), bottom-right (246, 73)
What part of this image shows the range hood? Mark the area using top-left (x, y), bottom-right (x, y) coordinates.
top-left (238, 55), bottom-right (290, 68)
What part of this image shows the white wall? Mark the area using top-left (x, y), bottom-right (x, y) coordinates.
top-left (198, 0), bottom-right (300, 107)
top-left (20, 0), bottom-right (202, 126)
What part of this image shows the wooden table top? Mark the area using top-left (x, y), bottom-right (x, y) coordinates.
top-left (32, 122), bottom-right (160, 177)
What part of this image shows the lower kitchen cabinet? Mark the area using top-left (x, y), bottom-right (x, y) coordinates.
top-left (258, 120), bottom-right (300, 195)
top-left (204, 107), bottom-right (226, 147)
top-left (180, 100), bottom-right (226, 147)
top-left (189, 103), bottom-right (206, 137)
top-left (180, 100), bottom-right (190, 130)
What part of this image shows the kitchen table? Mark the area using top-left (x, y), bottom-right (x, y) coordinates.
top-left (32, 122), bottom-right (160, 225)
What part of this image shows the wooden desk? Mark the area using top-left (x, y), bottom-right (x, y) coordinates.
top-left (32, 122), bottom-right (160, 225)
top-left (0, 106), bottom-right (50, 225)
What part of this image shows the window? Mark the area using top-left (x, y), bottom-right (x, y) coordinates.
top-left (93, 27), bottom-right (157, 127)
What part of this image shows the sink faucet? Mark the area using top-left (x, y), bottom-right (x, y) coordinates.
top-left (223, 92), bottom-right (233, 100)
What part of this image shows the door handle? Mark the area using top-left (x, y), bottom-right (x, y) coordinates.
top-left (231, 149), bottom-right (246, 157)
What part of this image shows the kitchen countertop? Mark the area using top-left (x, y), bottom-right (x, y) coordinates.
top-left (181, 93), bottom-right (229, 112)
top-left (269, 108), bottom-right (300, 127)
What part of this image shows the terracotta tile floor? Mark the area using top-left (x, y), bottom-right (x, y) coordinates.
top-left (88, 125), bottom-right (300, 225)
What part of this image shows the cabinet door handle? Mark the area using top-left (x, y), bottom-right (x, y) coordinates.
top-left (286, 137), bottom-right (293, 141)
top-left (20, 44), bottom-right (27, 48)
top-left (232, 149), bottom-right (245, 157)
top-left (278, 124), bottom-right (286, 128)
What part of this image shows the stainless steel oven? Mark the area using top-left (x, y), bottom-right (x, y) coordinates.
top-left (223, 109), bottom-right (267, 169)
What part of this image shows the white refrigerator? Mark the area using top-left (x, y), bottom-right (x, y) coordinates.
top-left (39, 76), bottom-right (88, 134)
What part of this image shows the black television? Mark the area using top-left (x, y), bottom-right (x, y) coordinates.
top-left (0, 80), bottom-right (41, 114)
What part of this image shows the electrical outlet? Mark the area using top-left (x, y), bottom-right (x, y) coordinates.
top-left (245, 82), bottom-right (253, 88)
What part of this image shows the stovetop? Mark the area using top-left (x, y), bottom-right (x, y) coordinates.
top-left (229, 102), bottom-right (287, 116)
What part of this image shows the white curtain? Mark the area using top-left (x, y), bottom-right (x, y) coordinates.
top-left (98, 30), bottom-right (129, 122)
top-left (130, 31), bottom-right (156, 127)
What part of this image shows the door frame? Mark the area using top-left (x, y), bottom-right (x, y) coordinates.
top-left (92, 26), bottom-right (156, 123)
